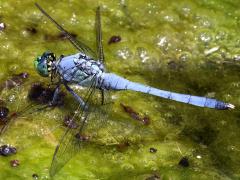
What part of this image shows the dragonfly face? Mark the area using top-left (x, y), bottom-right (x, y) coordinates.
top-left (34, 51), bottom-right (56, 77)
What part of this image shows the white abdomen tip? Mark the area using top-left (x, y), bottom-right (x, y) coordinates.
top-left (227, 103), bottom-right (235, 109)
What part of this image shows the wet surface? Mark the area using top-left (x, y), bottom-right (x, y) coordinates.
top-left (0, 0), bottom-right (239, 179)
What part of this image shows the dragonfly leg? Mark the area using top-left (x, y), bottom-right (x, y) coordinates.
top-left (50, 85), bottom-right (61, 106)
top-left (100, 89), bottom-right (105, 105)
top-left (63, 83), bottom-right (86, 108)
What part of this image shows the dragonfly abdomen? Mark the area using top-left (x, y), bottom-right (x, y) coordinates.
top-left (102, 73), bottom-right (234, 110)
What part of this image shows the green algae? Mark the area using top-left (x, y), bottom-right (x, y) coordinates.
top-left (0, 0), bottom-right (240, 179)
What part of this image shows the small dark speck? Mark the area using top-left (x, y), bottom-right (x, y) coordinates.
top-left (18, 72), bottom-right (29, 79)
top-left (0, 22), bottom-right (6, 31)
top-left (149, 147), bottom-right (157, 153)
top-left (75, 133), bottom-right (90, 142)
top-left (116, 141), bottom-right (130, 152)
top-left (178, 157), bottom-right (189, 167)
top-left (10, 159), bottom-right (20, 167)
top-left (64, 115), bottom-right (78, 129)
top-left (108, 35), bottom-right (121, 45)
top-left (26, 27), bottom-right (37, 34)
top-left (167, 60), bottom-right (184, 71)
top-left (0, 106), bottom-right (9, 120)
top-left (45, 32), bottom-right (77, 41)
top-left (58, 32), bottom-right (77, 40)
top-left (32, 173), bottom-right (39, 179)
top-left (142, 116), bottom-right (150, 125)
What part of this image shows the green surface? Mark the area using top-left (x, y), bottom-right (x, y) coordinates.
top-left (0, 0), bottom-right (240, 179)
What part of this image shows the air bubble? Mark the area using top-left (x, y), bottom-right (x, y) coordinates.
top-left (199, 32), bottom-right (212, 43)
top-left (137, 47), bottom-right (150, 63)
top-left (116, 47), bottom-right (133, 60)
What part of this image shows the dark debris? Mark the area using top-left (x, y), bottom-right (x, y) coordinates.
top-left (64, 115), bottom-right (78, 129)
top-left (149, 147), bottom-right (157, 153)
top-left (75, 133), bottom-right (90, 142)
top-left (108, 35), bottom-right (121, 45)
top-left (26, 27), bottom-right (37, 35)
top-left (32, 173), bottom-right (39, 179)
top-left (28, 83), bottom-right (65, 106)
top-left (44, 32), bottom-right (77, 41)
top-left (0, 106), bottom-right (9, 122)
top-left (178, 156), bottom-right (189, 167)
top-left (0, 72), bottom-right (29, 91)
top-left (0, 145), bottom-right (17, 156)
top-left (116, 141), bottom-right (130, 152)
top-left (10, 159), bottom-right (20, 167)
top-left (120, 103), bottom-right (150, 125)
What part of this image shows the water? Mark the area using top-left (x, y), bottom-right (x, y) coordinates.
top-left (0, 0), bottom-right (240, 179)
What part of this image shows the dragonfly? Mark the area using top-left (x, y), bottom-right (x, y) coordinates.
top-left (34, 3), bottom-right (234, 177)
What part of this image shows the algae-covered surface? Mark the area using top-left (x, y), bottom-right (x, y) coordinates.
top-left (0, 0), bottom-right (240, 179)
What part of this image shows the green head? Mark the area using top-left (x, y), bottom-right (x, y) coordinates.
top-left (34, 51), bottom-right (56, 77)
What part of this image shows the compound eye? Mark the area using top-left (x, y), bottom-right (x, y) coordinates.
top-left (36, 56), bottom-right (41, 62)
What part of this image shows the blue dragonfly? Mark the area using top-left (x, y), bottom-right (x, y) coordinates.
top-left (34, 3), bottom-right (234, 177)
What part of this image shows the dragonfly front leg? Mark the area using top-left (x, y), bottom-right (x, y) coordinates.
top-left (63, 83), bottom-right (86, 108)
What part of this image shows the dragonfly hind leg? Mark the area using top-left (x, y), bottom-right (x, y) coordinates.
top-left (64, 83), bottom-right (86, 108)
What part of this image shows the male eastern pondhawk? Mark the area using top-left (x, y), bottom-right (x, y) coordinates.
top-left (34, 3), bottom-right (234, 177)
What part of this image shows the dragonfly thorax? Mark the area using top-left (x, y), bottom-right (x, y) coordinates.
top-left (56, 53), bottom-right (105, 85)
top-left (73, 53), bottom-right (105, 75)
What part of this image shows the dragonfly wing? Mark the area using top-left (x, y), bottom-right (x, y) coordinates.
top-left (35, 3), bottom-right (97, 59)
top-left (49, 126), bottom-right (82, 177)
top-left (0, 103), bottom-right (50, 136)
top-left (49, 76), bottom-right (99, 177)
top-left (95, 6), bottom-right (104, 63)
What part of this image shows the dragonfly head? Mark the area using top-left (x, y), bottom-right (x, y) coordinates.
top-left (34, 51), bottom-right (56, 77)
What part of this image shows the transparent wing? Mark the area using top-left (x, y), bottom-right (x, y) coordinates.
top-left (95, 6), bottom-right (104, 63)
top-left (49, 76), bottom-right (100, 177)
top-left (0, 103), bottom-right (50, 136)
top-left (35, 3), bottom-right (97, 59)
